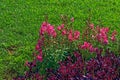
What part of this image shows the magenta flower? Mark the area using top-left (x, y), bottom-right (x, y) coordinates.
top-left (68, 33), bottom-right (73, 41)
top-left (35, 44), bottom-right (40, 51)
top-left (100, 27), bottom-right (109, 34)
top-left (96, 27), bottom-right (109, 44)
top-left (89, 45), bottom-right (94, 52)
top-left (61, 24), bottom-right (64, 29)
top-left (37, 55), bottom-right (43, 62)
top-left (103, 38), bottom-right (108, 44)
top-left (35, 39), bottom-right (44, 51)
top-left (57, 26), bottom-right (62, 30)
top-left (47, 25), bottom-right (57, 38)
top-left (111, 36), bottom-right (116, 41)
top-left (52, 31), bottom-right (57, 38)
top-left (73, 31), bottom-right (80, 40)
top-left (47, 25), bottom-right (54, 35)
top-left (80, 42), bottom-right (98, 53)
top-left (62, 29), bottom-right (67, 35)
top-left (40, 22), bottom-right (47, 35)
top-left (81, 42), bottom-right (91, 49)
top-left (68, 30), bottom-right (74, 42)
top-left (111, 30), bottom-right (117, 41)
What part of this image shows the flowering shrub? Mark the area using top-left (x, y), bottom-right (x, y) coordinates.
top-left (14, 17), bottom-right (120, 80)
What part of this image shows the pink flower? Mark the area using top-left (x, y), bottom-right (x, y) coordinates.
top-left (111, 30), bottom-right (117, 42)
top-left (80, 42), bottom-right (98, 53)
top-left (68, 33), bottom-right (73, 41)
top-left (102, 38), bottom-right (109, 44)
top-left (40, 22), bottom-right (47, 35)
top-left (96, 27), bottom-right (109, 44)
top-left (111, 36), bottom-right (115, 41)
top-left (84, 42), bottom-right (90, 49)
top-left (35, 39), bottom-right (43, 51)
top-left (37, 55), bottom-right (43, 62)
top-left (68, 30), bottom-right (74, 41)
top-left (35, 44), bottom-right (40, 51)
top-left (57, 26), bottom-right (61, 30)
top-left (62, 30), bottom-right (67, 35)
top-left (52, 31), bottom-right (57, 38)
top-left (47, 25), bottom-right (57, 38)
top-left (81, 42), bottom-right (90, 49)
top-left (47, 25), bottom-right (54, 35)
top-left (89, 45), bottom-right (94, 52)
top-left (100, 27), bottom-right (109, 34)
top-left (73, 31), bottom-right (80, 40)
top-left (61, 24), bottom-right (64, 29)
top-left (105, 27), bottom-right (109, 32)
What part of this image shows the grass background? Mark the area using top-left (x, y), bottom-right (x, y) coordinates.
top-left (0, 0), bottom-right (120, 79)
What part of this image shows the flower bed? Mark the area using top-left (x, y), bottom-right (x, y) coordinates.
top-left (13, 18), bottom-right (120, 80)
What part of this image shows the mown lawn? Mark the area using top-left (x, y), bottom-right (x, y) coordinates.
top-left (0, 0), bottom-right (120, 79)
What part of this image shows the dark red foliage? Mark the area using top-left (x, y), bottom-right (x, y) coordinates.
top-left (47, 50), bottom-right (120, 80)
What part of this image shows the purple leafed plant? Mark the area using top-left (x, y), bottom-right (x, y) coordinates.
top-left (47, 50), bottom-right (120, 80)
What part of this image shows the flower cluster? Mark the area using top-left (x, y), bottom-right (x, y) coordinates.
top-left (96, 27), bottom-right (109, 44)
top-left (80, 42), bottom-right (98, 53)
top-left (57, 24), bottom-right (80, 42)
top-left (88, 24), bottom-right (117, 45)
top-left (68, 30), bottom-right (80, 42)
top-left (40, 22), bottom-right (57, 38)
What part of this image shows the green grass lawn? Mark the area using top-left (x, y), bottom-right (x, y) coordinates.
top-left (0, 0), bottom-right (120, 79)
